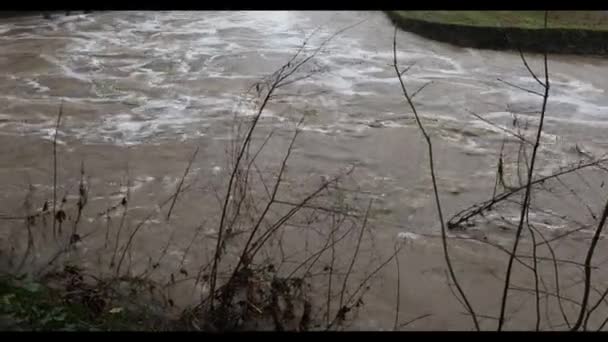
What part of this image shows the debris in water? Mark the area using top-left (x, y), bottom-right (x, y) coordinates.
top-left (397, 232), bottom-right (419, 242)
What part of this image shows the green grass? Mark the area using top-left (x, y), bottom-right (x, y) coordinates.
top-left (394, 11), bottom-right (608, 31)
top-left (0, 275), bottom-right (166, 331)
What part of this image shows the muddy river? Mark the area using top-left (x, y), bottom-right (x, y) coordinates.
top-left (1, 11), bottom-right (608, 330)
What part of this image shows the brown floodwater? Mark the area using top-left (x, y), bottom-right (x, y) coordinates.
top-left (1, 11), bottom-right (608, 330)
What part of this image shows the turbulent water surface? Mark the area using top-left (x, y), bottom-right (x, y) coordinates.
top-left (1, 11), bottom-right (608, 330)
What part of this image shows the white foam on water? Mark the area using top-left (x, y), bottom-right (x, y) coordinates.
top-left (498, 70), bottom-right (608, 124)
top-left (40, 54), bottom-right (93, 84)
top-left (24, 79), bottom-right (50, 93)
top-left (39, 127), bottom-right (67, 145)
top-left (299, 125), bottom-right (334, 135)
top-left (1, 11), bottom-right (607, 151)
top-left (549, 93), bottom-right (608, 120)
top-left (398, 231), bottom-right (420, 241)
top-left (546, 116), bottom-right (608, 127)
top-left (467, 112), bottom-right (563, 146)
top-left (205, 72), bottom-right (259, 80)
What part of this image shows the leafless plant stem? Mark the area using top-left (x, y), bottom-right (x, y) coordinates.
top-left (229, 118), bottom-right (303, 280)
top-left (71, 160), bottom-right (88, 241)
top-left (398, 314), bottom-right (433, 329)
top-left (498, 12), bottom-right (550, 331)
top-left (52, 102), bottom-right (64, 240)
top-left (326, 215), bottom-right (337, 326)
top-left (110, 174), bottom-right (130, 270)
top-left (393, 242), bottom-right (402, 331)
top-left (393, 26), bottom-right (479, 330)
top-left (465, 108), bottom-right (534, 146)
top-left (529, 224), bottom-right (571, 329)
top-left (167, 146), bottom-right (199, 220)
top-left (526, 221), bottom-right (541, 330)
top-left (448, 158), bottom-right (608, 229)
top-left (338, 199), bottom-right (372, 312)
top-left (571, 194), bottom-right (608, 330)
top-left (16, 184), bottom-right (35, 273)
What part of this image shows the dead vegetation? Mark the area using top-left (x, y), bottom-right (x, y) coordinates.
top-left (2, 12), bottom-right (608, 331)
top-left (0, 22), bottom-right (402, 331)
top-left (390, 11), bottom-right (608, 331)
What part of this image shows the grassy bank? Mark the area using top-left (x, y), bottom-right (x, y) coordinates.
top-left (387, 11), bottom-right (608, 55)
top-left (395, 11), bottom-right (608, 30)
top-left (0, 272), bottom-right (172, 331)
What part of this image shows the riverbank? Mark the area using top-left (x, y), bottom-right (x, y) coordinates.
top-left (386, 11), bottom-right (608, 55)
top-left (0, 12), bottom-right (41, 19)
top-left (0, 11), bottom-right (91, 20)
top-left (0, 273), bottom-right (172, 331)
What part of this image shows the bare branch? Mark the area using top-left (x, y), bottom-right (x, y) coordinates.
top-left (398, 314), bottom-right (433, 329)
top-left (529, 224), bottom-right (571, 329)
top-left (411, 81), bottom-right (433, 99)
top-left (465, 108), bottom-right (534, 146)
top-left (497, 78), bottom-right (544, 97)
top-left (70, 160), bottom-right (88, 241)
top-left (525, 220), bottom-right (541, 331)
top-left (393, 242), bottom-right (402, 331)
top-left (399, 63), bottom-right (416, 76)
top-left (229, 118), bottom-right (303, 279)
top-left (338, 199), bottom-right (373, 312)
top-left (52, 101), bottom-right (64, 240)
top-left (498, 11), bottom-right (550, 331)
top-left (448, 157), bottom-right (608, 229)
top-left (393, 26), bottom-right (480, 331)
top-left (584, 282), bottom-right (608, 330)
top-left (518, 48), bottom-right (546, 88)
top-left (571, 194), bottom-right (608, 330)
top-left (167, 146), bottom-right (199, 220)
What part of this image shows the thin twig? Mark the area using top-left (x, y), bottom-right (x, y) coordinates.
top-left (398, 314), bottom-right (433, 329)
top-left (248, 168), bottom-right (354, 264)
top-left (497, 78), bottom-right (544, 97)
top-left (529, 224), bottom-right (571, 329)
top-left (338, 199), bottom-right (372, 312)
top-left (393, 242), bottom-right (402, 331)
top-left (178, 221), bottom-right (206, 270)
top-left (286, 217), bottom-right (355, 280)
top-left (448, 157), bottom-right (608, 229)
top-left (554, 176), bottom-right (597, 221)
top-left (498, 12), bottom-right (550, 331)
top-left (411, 81), bottom-right (433, 99)
top-left (536, 225), bottom-right (592, 247)
top-left (584, 283), bottom-right (608, 330)
top-left (326, 215), bottom-right (337, 326)
top-left (71, 160), bottom-right (88, 242)
top-left (393, 26), bottom-right (479, 331)
top-left (16, 184), bottom-right (35, 273)
top-left (465, 108), bottom-right (534, 145)
top-left (597, 311), bottom-right (608, 331)
top-left (113, 179), bottom-right (195, 277)
top-left (518, 48), bottom-right (546, 88)
top-left (167, 146), bottom-right (199, 220)
top-left (509, 285), bottom-right (581, 308)
top-left (328, 244), bottom-right (403, 328)
top-left (571, 194), bottom-right (608, 330)
top-left (227, 117), bottom-right (304, 285)
top-left (525, 220), bottom-right (541, 331)
top-left (52, 101), bottom-right (64, 240)
top-left (110, 171), bottom-right (130, 270)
